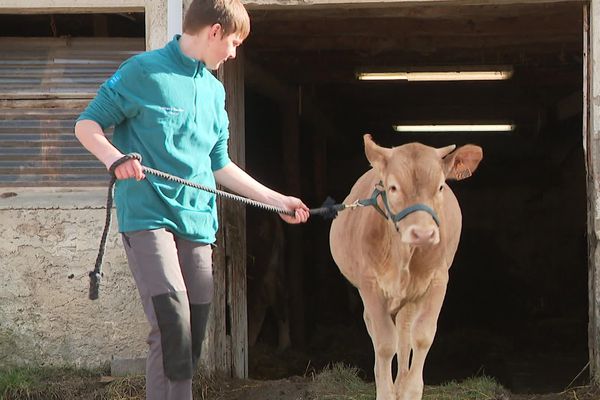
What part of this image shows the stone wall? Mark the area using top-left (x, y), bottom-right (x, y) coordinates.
top-left (0, 189), bottom-right (147, 368)
top-left (0, 0), bottom-right (179, 369)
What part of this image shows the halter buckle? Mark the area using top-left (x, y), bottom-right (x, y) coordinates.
top-left (346, 199), bottom-right (365, 209)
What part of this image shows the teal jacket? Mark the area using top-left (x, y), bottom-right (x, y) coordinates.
top-left (78, 35), bottom-right (231, 243)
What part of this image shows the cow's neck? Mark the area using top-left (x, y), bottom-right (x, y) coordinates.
top-left (374, 226), bottom-right (443, 302)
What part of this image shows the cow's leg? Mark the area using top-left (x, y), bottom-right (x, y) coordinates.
top-left (399, 272), bottom-right (448, 400)
top-left (361, 288), bottom-right (396, 400)
top-left (393, 303), bottom-right (415, 395)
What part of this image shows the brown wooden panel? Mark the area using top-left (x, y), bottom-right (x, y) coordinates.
top-left (0, 37), bottom-right (143, 187)
top-left (214, 51), bottom-right (248, 378)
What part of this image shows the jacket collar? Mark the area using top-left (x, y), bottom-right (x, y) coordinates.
top-left (168, 34), bottom-right (206, 77)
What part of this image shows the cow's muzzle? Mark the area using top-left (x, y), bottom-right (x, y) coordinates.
top-left (399, 222), bottom-right (440, 245)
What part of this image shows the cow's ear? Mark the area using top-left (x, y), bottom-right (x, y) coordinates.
top-left (364, 134), bottom-right (392, 171)
top-left (442, 144), bottom-right (483, 180)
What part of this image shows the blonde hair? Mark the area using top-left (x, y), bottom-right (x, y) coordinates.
top-left (183, 0), bottom-right (250, 39)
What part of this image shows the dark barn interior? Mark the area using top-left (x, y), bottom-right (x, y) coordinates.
top-left (243, 2), bottom-right (588, 394)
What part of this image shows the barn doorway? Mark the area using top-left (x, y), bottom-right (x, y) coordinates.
top-left (244, 2), bottom-right (587, 394)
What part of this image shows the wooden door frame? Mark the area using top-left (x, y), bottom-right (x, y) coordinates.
top-left (585, 0), bottom-right (600, 385)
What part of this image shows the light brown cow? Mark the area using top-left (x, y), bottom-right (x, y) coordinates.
top-left (330, 134), bottom-right (482, 400)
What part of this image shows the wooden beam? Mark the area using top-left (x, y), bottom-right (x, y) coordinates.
top-left (248, 34), bottom-right (581, 54)
top-left (248, 1), bottom-right (582, 18)
top-left (93, 14), bottom-right (109, 36)
top-left (0, 0), bottom-right (143, 13)
top-left (249, 12), bottom-right (581, 36)
top-left (245, 0), bottom-right (586, 9)
top-left (281, 100), bottom-right (307, 348)
top-left (586, 0), bottom-right (600, 385)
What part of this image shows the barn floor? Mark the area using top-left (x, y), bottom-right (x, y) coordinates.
top-left (199, 376), bottom-right (600, 400)
top-left (206, 380), bottom-right (597, 400)
top-left (0, 367), bottom-right (597, 400)
top-left (249, 318), bottom-right (589, 395)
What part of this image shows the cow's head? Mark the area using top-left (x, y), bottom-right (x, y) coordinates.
top-left (364, 134), bottom-right (482, 246)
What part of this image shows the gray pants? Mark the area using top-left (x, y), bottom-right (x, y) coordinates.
top-left (122, 228), bottom-right (213, 400)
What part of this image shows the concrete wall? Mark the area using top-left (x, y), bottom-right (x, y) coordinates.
top-left (0, 190), bottom-right (147, 368)
top-left (0, 0), bottom-right (181, 369)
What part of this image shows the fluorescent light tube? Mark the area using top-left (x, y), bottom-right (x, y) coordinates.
top-left (393, 124), bottom-right (515, 132)
top-left (357, 72), bottom-right (410, 81)
top-left (357, 69), bottom-right (513, 81)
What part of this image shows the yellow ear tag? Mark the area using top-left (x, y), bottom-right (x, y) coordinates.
top-left (455, 161), bottom-right (473, 180)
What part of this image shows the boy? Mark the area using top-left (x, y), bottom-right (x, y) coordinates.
top-left (75, 0), bottom-right (310, 399)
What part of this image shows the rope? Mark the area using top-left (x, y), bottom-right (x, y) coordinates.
top-left (142, 165), bottom-right (295, 216)
top-left (88, 175), bottom-right (116, 300)
top-left (89, 153), bottom-right (345, 300)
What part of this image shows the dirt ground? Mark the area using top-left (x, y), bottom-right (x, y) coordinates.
top-left (205, 378), bottom-right (600, 400)
top-left (510, 386), bottom-right (600, 400)
top-left (112, 373), bottom-right (600, 400)
top-left (1, 367), bottom-right (599, 400)
top-left (202, 376), bottom-right (317, 400)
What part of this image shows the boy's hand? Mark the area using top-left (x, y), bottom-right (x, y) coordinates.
top-left (106, 155), bottom-right (145, 181)
top-left (277, 196), bottom-right (310, 224)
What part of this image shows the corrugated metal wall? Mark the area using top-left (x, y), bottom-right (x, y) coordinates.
top-left (0, 37), bottom-right (144, 186)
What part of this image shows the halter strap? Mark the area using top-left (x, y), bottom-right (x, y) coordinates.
top-left (359, 182), bottom-right (440, 226)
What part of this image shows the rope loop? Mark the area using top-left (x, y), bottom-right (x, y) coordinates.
top-left (89, 156), bottom-right (344, 300)
top-left (108, 153), bottom-right (142, 176)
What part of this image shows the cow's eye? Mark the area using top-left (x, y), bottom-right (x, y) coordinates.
top-left (439, 185), bottom-right (444, 192)
top-left (388, 185), bottom-right (398, 193)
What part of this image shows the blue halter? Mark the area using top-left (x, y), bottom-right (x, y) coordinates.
top-left (358, 183), bottom-right (440, 226)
